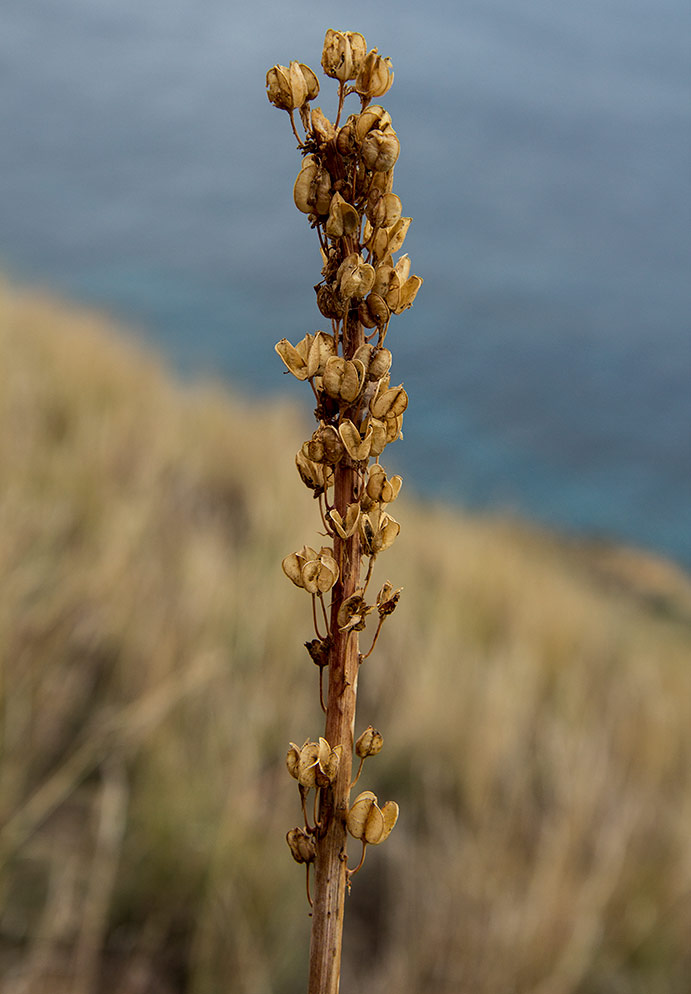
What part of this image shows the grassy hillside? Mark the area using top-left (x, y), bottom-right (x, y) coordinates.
top-left (1, 277), bottom-right (690, 994)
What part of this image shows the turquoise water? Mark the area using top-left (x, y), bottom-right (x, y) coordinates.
top-left (1, 0), bottom-right (689, 566)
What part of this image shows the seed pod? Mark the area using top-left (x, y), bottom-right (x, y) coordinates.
top-left (329, 503), bottom-right (361, 539)
top-left (305, 636), bottom-right (331, 668)
top-left (370, 382), bottom-right (408, 419)
top-left (335, 116), bottom-right (359, 156)
top-left (376, 581), bottom-right (402, 617)
top-left (337, 592), bottom-right (374, 632)
top-left (339, 419), bottom-right (374, 462)
top-left (282, 546), bottom-right (318, 588)
top-left (337, 253), bottom-right (375, 300)
top-left (286, 827), bottom-right (316, 864)
top-left (355, 105), bottom-right (392, 143)
top-left (315, 283), bottom-right (346, 320)
top-left (325, 192), bottom-right (360, 239)
top-left (347, 791), bottom-right (399, 845)
top-left (301, 551), bottom-right (339, 594)
top-left (295, 451), bottom-right (334, 496)
top-left (356, 725), bottom-right (384, 758)
top-left (355, 50), bottom-right (394, 100)
top-left (369, 216), bottom-right (411, 261)
top-left (321, 29), bottom-right (367, 82)
top-left (393, 274), bottom-right (423, 314)
top-left (366, 463), bottom-right (402, 504)
top-left (361, 129), bottom-right (400, 172)
top-left (294, 156), bottom-right (332, 215)
top-left (366, 191), bottom-right (402, 229)
top-left (323, 356), bottom-right (366, 404)
top-left (266, 61), bottom-right (318, 112)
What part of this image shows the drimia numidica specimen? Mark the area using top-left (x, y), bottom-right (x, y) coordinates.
top-left (267, 29), bottom-right (422, 994)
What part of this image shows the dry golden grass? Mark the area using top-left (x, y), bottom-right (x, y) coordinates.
top-left (1, 277), bottom-right (690, 993)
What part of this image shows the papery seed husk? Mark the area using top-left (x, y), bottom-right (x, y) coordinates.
top-left (361, 129), bottom-right (400, 172)
top-left (394, 275), bottom-right (423, 313)
top-left (355, 105), bottom-right (392, 143)
top-left (282, 553), bottom-right (305, 588)
top-left (356, 725), bottom-right (384, 758)
top-left (275, 338), bottom-right (309, 380)
top-left (300, 64), bottom-right (320, 101)
top-left (370, 384), bottom-right (408, 419)
top-left (364, 803), bottom-right (385, 845)
top-left (346, 791), bottom-right (377, 840)
top-left (287, 828), bottom-right (316, 864)
top-left (339, 420), bottom-right (373, 461)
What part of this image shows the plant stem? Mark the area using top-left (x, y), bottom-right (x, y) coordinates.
top-left (307, 317), bottom-right (364, 994)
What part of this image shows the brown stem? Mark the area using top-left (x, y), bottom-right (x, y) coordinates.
top-left (307, 317), bottom-right (364, 994)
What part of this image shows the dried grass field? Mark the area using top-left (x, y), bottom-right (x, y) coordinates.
top-left (1, 279), bottom-right (690, 993)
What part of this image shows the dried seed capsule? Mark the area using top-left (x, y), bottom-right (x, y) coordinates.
top-left (321, 29), bottom-right (367, 81)
top-left (347, 791), bottom-right (399, 845)
top-left (355, 50), bottom-right (394, 100)
top-left (323, 356), bottom-right (366, 404)
top-left (337, 253), bottom-right (376, 300)
top-left (355, 105), bottom-right (392, 143)
top-left (315, 283), bottom-right (346, 320)
top-left (325, 192), bottom-right (360, 239)
top-left (266, 62), bottom-right (318, 112)
top-left (361, 129), bottom-right (400, 172)
top-left (355, 725), bottom-right (384, 758)
top-left (286, 827), bottom-right (316, 864)
top-left (294, 156), bottom-right (332, 215)
top-left (305, 636), bottom-right (331, 668)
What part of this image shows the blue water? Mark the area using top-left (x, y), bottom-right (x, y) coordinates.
top-left (1, 0), bottom-right (690, 567)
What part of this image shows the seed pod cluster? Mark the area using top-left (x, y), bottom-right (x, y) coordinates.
top-left (267, 29), bottom-right (420, 917)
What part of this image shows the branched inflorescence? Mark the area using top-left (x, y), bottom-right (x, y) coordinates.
top-left (267, 28), bottom-right (421, 990)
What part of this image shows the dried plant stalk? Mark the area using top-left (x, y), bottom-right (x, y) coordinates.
top-left (267, 29), bottom-right (421, 993)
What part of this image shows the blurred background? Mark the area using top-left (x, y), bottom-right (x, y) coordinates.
top-left (1, 1), bottom-right (691, 992)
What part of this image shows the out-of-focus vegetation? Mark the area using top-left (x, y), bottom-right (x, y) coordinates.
top-left (1, 278), bottom-right (690, 994)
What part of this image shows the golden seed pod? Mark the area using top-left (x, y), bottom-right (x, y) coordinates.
top-left (287, 738), bottom-right (342, 789)
top-left (366, 191), bottom-right (402, 229)
top-left (286, 827), bottom-right (316, 864)
top-left (337, 253), bottom-right (376, 300)
top-left (361, 128), bottom-right (400, 172)
top-left (303, 423), bottom-right (344, 464)
top-left (266, 61), bottom-right (319, 112)
top-left (393, 275), bottom-right (423, 314)
top-left (355, 725), bottom-right (384, 758)
top-left (338, 419), bottom-right (374, 462)
top-left (301, 551), bottom-right (339, 594)
top-left (323, 356), bottom-right (366, 404)
top-left (369, 216), bottom-right (411, 261)
top-left (294, 156), bottom-right (332, 215)
top-left (329, 502), bottom-right (361, 539)
top-left (366, 463), bottom-right (402, 504)
top-left (337, 592), bottom-right (374, 632)
top-left (295, 451), bottom-right (334, 496)
top-left (324, 191), bottom-right (360, 239)
top-left (355, 50), bottom-right (394, 100)
top-left (321, 29), bottom-right (367, 82)
top-left (360, 509), bottom-right (400, 555)
top-left (370, 382), bottom-right (408, 419)
top-left (347, 791), bottom-right (399, 845)
top-left (355, 106), bottom-right (392, 143)
top-left (282, 546), bottom-right (319, 588)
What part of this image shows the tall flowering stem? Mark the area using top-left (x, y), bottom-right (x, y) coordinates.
top-left (267, 29), bottom-right (422, 994)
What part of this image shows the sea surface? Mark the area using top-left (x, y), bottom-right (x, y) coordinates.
top-left (1, 0), bottom-right (690, 566)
